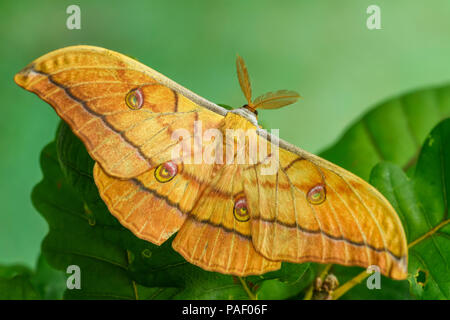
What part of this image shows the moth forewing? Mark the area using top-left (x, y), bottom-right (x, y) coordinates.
top-left (14, 45), bottom-right (408, 279)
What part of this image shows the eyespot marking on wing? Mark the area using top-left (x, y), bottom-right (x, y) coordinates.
top-left (125, 88), bottom-right (144, 110)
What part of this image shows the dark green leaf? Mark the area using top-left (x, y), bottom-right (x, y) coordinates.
top-left (320, 86), bottom-right (450, 180)
top-left (31, 254), bottom-right (66, 300)
top-left (331, 265), bottom-right (410, 300)
top-left (0, 255), bottom-right (66, 300)
top-left (0, 264), bottom-right (41, 299)
top-left (0, 274), bottom-right (41, 299)
top-left (0, 264), bottom-right (32, 279)
top-left (369, 119), bottom-right (450, 299)
top-left (32, 122), bottom-right (312, 300)
top-left (218, 103), bottom-right (234, 110)
top-left (252, 263), bottom-right (314, 299)
top-left (34, 138), bottom-right (179, 299)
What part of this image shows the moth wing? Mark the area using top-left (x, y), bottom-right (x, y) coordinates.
top-left (15, 45), bottom-right (226, 179)
top-left (172, 162), bottom-right (281, 276)
top-left (94, 159), bottom-right (221, 245)
top-left (243, 130), bottom-right (408, 279)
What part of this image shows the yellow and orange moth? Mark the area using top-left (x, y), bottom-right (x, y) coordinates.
top-left (15, 46), bottom-right (408, 279)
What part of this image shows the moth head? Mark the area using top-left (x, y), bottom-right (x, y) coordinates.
top-left (236, 54), bottom-right (301, 114)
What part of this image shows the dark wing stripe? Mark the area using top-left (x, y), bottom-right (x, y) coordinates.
top-left (32, 68), bottom-right (200, 174)
top-left (130, 166), bottom-right (405, 261)
top-left (32, 67), bottom-right (155, 168)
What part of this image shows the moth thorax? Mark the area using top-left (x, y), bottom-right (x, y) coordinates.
top-left (230, 107), bottom-right (259, 127)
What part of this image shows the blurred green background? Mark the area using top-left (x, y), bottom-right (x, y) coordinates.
top-left (1, 0), bottom-right (450, 268)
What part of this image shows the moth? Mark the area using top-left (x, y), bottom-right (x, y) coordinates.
top-left (15, 46), bottom-right (408, 279)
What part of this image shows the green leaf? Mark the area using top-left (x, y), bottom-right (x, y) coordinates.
top-left (320, 85), bottom-right (450, 180)
top-left (0, 274), bottom-right (41, 299)
top-left (33, 138), bottom-right (179, 299)
top-left (0, 264), bottom-right (32, 279)
top-left (0, 255), bottom-right (65, 300)
top-left (0, 264), bottom-right (40, 299)
top-left (32, 121), bottom-right (312, 299)
top-left (331, 265), bottom-right (411, 300)
top-left (124, 236), bottom-right (251, 300)
top-left (218, 103), bottom-right (234, 110)
top-left (127, 235), bottom-right (311, 299)
top-left (369, 118), bottom-right (450, 299)
top-left (252, 263), bottom-right (314, 299)
top-left (31, 254), bottom-right (66, 300)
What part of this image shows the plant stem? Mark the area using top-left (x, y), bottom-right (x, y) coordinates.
top-left (331, 218), bottom-right (449, 299)
top-left (126, 250), bottom-right (139, 300)
top-left (238, 277), bottom-right (257, 300)
top-left (408, 219), bottom-right (449, 248)
top-left (332, 270), bottom-right (369, 300)
top-left (303, 264), bottom-right (332, 300)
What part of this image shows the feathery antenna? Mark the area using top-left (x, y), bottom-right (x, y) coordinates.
top-left (235, 55), bottom-right (301, 113)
